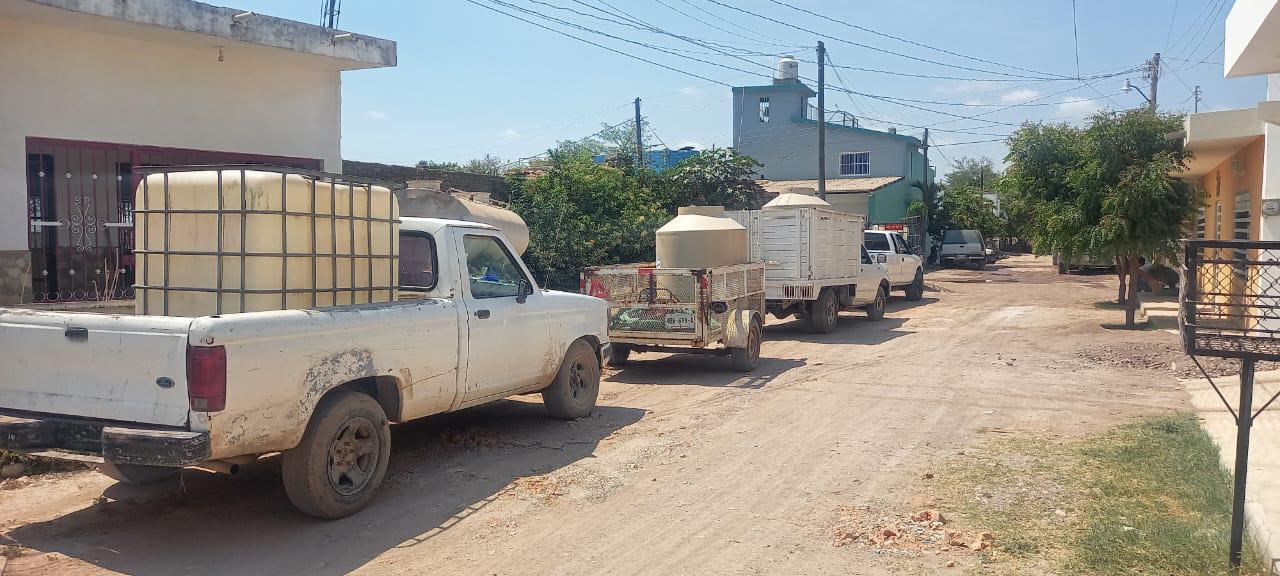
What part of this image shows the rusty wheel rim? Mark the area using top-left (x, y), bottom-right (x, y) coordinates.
top-left (327, 416), bottom-right (379, 496)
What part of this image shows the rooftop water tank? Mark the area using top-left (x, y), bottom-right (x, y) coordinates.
top-left (775, 56), bottom-right (799, 83)
top-left (655, 206), bottom-right (748, 269)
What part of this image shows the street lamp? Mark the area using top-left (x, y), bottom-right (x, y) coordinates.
top-left (1122, 79), bottom-right (1152, 107)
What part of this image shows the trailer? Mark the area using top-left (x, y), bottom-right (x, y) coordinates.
top-left (582, 262), bottom-right (765, 371)
top-left (727, 206), bottom-right (890, 333)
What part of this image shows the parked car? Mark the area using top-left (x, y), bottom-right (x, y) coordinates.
top-left (727, 206), bottom-right (890, 333)
top-left (0, 167), bottom-right (609, 519)
top-left (940, 229), bottom-right (987, 269)
top-left (1053, 252), bottom-right (1114, 274)
top-left (864, 230), bottom-right (925, 300)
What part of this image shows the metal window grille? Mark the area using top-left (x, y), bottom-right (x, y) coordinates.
top-left (1181, 239), bottom-right (1280, 360)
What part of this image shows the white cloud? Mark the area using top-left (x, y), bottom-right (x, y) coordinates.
top-left (1000, 89), bottom-right (1041, 104)
top-left (502, 128), bottom-right (522, 140)
top-left (1056, 96), bottom-right (1102, 117)
top-left (932, 80), bottom-right (1002, 95)
top-left (678, 86), bottom-right (703, 98)
top-left (364, 109), bottom-right (387, 121)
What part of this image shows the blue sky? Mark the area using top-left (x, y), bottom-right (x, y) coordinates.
top-left (233, 0), bottom-right (1260, 175)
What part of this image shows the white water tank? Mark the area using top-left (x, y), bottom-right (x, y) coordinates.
top-left (397, 186), bottom-right (530, 255)
top-left (775, 56), bottom-right (799, 83)
top-left (655, 206), bottom-right (749, 269)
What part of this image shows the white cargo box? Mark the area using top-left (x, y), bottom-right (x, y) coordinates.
top-left (727, 206), bottom-right (865, 300)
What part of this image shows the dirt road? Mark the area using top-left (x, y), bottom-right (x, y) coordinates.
top-left (0, 256), bottom-right (1189, 575)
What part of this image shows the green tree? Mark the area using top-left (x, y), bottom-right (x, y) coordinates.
top-left (938, 186), bottom-right (1004, 238)
top-left (660, 148), bottom-right (765, 211)
top-left (1003, 110), bottom-right (1197, 326)
top-left (415, 154), bottom-right (508, 176)
top-left (506, 149), bottom-right (665, 290)
top-left (943, 156), bottom-right (1001, 190)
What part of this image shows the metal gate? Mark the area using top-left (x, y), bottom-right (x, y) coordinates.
top-left (24, 138), bottom-right (321, 303)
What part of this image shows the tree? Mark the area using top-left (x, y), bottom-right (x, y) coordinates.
top-left (659, 148), bottom-right (766, 211)
top-left (506, 149), bottom-right (666, 291)
top-left (938, 186), bottom-right (1004, 239)
top-left (415, 154), bottom-right (508, 176)
top-left (1002, 110), bottom-right (1197, 326)
top-left (943, 156), bottom-right (1001, 191)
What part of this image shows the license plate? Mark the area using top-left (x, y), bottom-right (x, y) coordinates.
top-left (664, 310), bottom-right (696, 330)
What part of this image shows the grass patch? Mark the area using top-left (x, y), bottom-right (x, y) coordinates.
top-left (936, 413), bottom-right (1268, 575)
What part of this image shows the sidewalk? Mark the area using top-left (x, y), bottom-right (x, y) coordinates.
top-left (1184, 370), bottom-right (1280, 574)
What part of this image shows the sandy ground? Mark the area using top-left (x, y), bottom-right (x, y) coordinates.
top-left (0, 255), bottom-right (1191, 575)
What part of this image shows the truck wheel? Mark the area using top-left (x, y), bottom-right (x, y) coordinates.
top-left (905, 270), bottom-right (925, 301)
top-left (808, 289), bottom-right (839, 334)
top-left (730, 316), bottom-right (763, 372)
top-left (976, 259), bottom-right (986, 271)
top-left (865, 285), bottom-right (887, 321)
top-left (543, 339), bottom-right (601, 420)
top-left (98, 462), bottom-right (179, 485)
top-left (282, 389), bottom-right (391, 519)
top-left (607, 343), bottom-right (632, 366)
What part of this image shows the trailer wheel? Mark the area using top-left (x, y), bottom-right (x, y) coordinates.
top-left (809, 288), bottom-right (839, 333)
top-left (905, 269), bottom-right (925, 301)
top-left (607, 343), bottom-right (632, 366)
top-left (543, 339), bottom-right (601, 420)
top-left (282, 389), bottom-right (391, 519)
top-left (865, 284), bottom-right (888, 321)
top-left (98, 462), bottom-right (179, 485)
top-left (731, 315), bottom-right (763, 372)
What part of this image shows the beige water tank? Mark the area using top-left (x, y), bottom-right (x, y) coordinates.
top-left (655, 206), bottom-right (749, 268)
top-left (135, 169), bottom-right (399, 316)
top-left (397, 186), bottom-right (530, 255)
top-left (765, 192), bottom-right (831, 208)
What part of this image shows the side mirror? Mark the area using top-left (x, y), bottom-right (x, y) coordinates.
top-left (876, 253), bottom-right (888, 264)
top-left (516, 278), bottom-right (533, 304)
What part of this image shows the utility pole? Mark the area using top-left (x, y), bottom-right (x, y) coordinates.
top-left (817, 41), bottom-right (827, 200)
top-left (921, 128), bottom-right (930, 261)
top-left (634, 97), bottom-right (644, 170)
top-left (321, 0), bottom-right (340, 28)
top-left (1194, 85), bottom-right (1203, 113)
top-left (1147, 52), bottom-right (1161, 110)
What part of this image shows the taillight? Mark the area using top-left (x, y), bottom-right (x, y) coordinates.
top-left (187, 345), bottom-right (226, 412)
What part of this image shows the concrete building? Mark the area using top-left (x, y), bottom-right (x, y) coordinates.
top-left (730, 60), bottom-right (933, 226)
top-left (0, 0), bottom-right (396, 304)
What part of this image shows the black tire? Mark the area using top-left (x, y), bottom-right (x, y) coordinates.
top-left (976, 259), bottom-right (986, 271)
top-left (730, 316), bottom-right (763, 372)
top-left (98, 462), bottom-right (179, 485)
top-left (1058, 262), bottom-right (1068, 274)
top-left (543, 339), bottom-right (601, 420)
top-left (865, 284), bottom-right (887, 321)
top-left (808, 288), bottom-right (839, 334)
top-left (904, 269), bottom-right (925, 301)
top-left (607, 343), bottom-right (631, 366)
top-left (282, 389), bottom-right (391, 519)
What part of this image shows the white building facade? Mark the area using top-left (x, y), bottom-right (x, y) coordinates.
top-left (0, 0), bottom-right (395, 304)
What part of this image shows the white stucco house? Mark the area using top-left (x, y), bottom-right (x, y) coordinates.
top-left (0, 0), bottom-right (395, 304)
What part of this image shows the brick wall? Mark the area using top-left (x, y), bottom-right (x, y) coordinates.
top-left (343, 160), bottom-right (510, 202)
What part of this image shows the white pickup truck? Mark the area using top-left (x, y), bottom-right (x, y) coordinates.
top-left (727, 206), bottom-right (891, 333)
top-left (0, 215), bottom-right (609, 519)
top-left (863, 230), bottom-right (925, 301)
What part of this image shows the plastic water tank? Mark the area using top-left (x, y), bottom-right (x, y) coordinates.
top-left (134, 169), bottom-right (399, 316)
top-left (776, 56), bottom-right (799, 83)
top-left (655, 206), bottom-right (749, 268)
top-left (397, 187), bottom-right (530, 255)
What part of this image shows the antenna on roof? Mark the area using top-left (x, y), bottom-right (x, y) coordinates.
top-left (321, 0), bottom-right (341, 28)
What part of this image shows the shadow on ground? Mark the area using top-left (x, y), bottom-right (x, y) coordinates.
top-left (605, 354), bottom-right (805, 389)
top-left (6, 400), bottom-right (645, 576)
top-left (764, 316), bottom-right (910, 346)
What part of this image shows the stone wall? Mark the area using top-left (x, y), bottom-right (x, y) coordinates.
top-left (343, 160), bottom-right (510, 202)
top-left (0, 250), bottom-right (31, 305)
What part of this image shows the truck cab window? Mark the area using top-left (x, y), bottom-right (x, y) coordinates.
top-left (892, 234), bottom-right (909, 253)
top-left (463, 235), bottom-right (527, 299)
top-left (399, 233), bottom-right (438, 290)
top-left (863, 232), bottom-right (890, 251)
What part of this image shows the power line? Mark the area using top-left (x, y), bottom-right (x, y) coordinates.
top-left (649, 0), bottom-right (799, 50)
top-left (761, 0), bottom-right (1069, 79)
top-left (1164, 0), bottom-right (1180, 52)
top-left (932, 138), bottom-right (1007, 147)
top-left (498, 117), bottom-right (636, 169)
top-left (697, 0), bottom-right (1075, 80)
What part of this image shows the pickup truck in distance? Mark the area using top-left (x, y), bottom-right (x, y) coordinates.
top-left (0, 213), bottom-right (610, 519)
top-left (940, 229), bottom-right (988, 270)
top-left (863, 230), bottom-right (924, 301)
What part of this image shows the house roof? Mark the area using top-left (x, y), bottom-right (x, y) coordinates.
top-left (757, 177), bottom-right (902, 195)
top-left (793, 118), bottom-right (922, 145)
top-left (8, 0), bottom-right (396, 69)
top-left (732, 82), bottom-right (818, 98)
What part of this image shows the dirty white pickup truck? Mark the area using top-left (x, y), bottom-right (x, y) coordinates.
top-left (0, 214), bottom-right (609, 518)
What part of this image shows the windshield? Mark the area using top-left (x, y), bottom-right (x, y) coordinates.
top-left (863, 232), bottom-right (891, 251)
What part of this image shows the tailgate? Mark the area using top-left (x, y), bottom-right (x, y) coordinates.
top-left (0, 309), bottom-right (193, 426)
